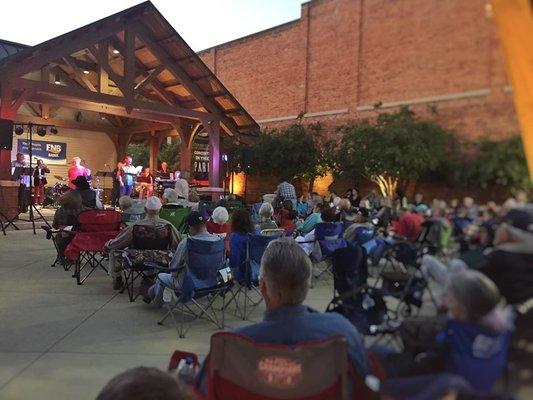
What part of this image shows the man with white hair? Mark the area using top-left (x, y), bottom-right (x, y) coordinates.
top-left (235, 237), bottom-right (369, 378)
top-left (162, 188), bottom-right (187, 207)
top-left (105, 196), bottom-right (180, 289)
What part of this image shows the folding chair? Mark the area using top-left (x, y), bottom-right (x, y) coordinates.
top-left (65, 210), bottom-right (122, 285)
top-left (41, 225), bottom-right (67, 268)
top-left (153, 237), bottom-right (230, 338)
top-left (250, 202), bottom-right (263, 224)
top-left (260, 228), bottom-right (286, 237)
top-left (122, 211), bottom-right (145, 225)
top-left (227, 233), bottom-right (282, 320)
top-left (118, 224), bottom-right (173, 302)
top-left (160, 205), bottom-right (191, 235)
top-left (205, 332), bottom-right (350, 400)
top-left (307, 222), bottom-right (348, 282)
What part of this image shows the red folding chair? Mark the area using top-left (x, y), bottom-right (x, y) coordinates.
top-left (65, 210), bottom-right (122, 285)
top-left (206, 332), bottom-right (349, 400)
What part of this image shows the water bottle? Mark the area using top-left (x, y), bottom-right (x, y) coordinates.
top-left (177, 357), bottom-right (196, 383)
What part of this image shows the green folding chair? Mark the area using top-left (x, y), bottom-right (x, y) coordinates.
top-left (159, 206), bottom-right (191, 235)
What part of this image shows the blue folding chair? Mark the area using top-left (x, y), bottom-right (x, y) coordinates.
top-left (228, 232), bottom-right (282, 319)
top-left (152, 237), bottom-right (230, 338)
top-left (311, 222), bottom-right (348, 282)
top-left (250, 202), bottom-right (263, 224)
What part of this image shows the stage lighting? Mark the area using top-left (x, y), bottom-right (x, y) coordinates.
top-left (50, 127), bottom-right (58, 134)
top-left (37, 127), bottom-right (47, 137)
top-left (222, 154), bottom-right (228, 162)
top-left (15, 126), bottom-right (24, 135)
top-left (54, 73), bottom-right (61, 85)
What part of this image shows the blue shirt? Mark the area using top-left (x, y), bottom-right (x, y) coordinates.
top-left (235, 304), bottom-right (370, 378)
top-left (229, 231), bottom-right (248, 280)
top-left (296, 212), bottom-right (322, 234)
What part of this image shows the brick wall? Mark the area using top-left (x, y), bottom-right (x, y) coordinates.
top-left (198, 0), bottom-right (520, 200)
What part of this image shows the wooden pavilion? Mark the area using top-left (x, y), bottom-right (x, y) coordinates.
top-left (0, 1), bottom-right (258, 187)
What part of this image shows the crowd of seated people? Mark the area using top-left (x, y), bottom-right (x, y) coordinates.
top-left (48, 176), bottom-right (531, 399)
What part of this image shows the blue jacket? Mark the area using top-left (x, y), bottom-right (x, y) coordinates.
top-left (229, 232), bottom-right (248, 279)
top-left (236, 304), bottom-right (370, 378)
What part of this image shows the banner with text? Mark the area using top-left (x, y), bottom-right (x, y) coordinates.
top-left (17, 139), bottom-right (67, 165)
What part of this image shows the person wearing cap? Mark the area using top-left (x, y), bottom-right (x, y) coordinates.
top-left (143, 211), bottom-right (220, 306)
top-left (105, 196), bottom-right (180, 290)
top-left (72, 175), bottom-right (103, 210)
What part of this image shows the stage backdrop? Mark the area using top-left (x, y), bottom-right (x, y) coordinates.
top-left (17, 139), bottom-right (67, 165)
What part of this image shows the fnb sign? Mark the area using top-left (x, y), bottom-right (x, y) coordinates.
top-left (46, 144), bottom-right (62, 154)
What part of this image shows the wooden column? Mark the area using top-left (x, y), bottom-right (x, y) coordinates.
top-left (116, 131), bottom-right (134, 163)
top-left (206, 120), bottom-right (221, 187)
top-left (0, 84), bottom-right (16, 180)
top-left (176, 119), bottom-right (194, 176)
top-left (149, 133), bottom-right (163, 171)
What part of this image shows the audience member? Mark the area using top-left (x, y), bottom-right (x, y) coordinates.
top-left (229, 208), bottom-right (256, 273)
top-left (275, 199), bottom-right (296, 233)
top-left (258, 202), bottom-right (278, 231)
top-left (206, 206), bottom-right (229, 239)
top-left (275, 178), bottom-right (297, 208)
top-left (162, 188), bottom-right (185, 207)
top-left (234, 237), bottom-right (369, 378)
top-left (106, 196), bottom-right (180, 289)
top-left (295, 203), bottom-right (323, 234)
top-left (71, 175), bottom-right (102, 210)
top-left (96, 366), bottom-right (191, 400)
top-left (145, 211), bottom-right (219, 306)
top-left (296, 194), bottom-right (310, 217)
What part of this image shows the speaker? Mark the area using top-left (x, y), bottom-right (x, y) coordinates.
top-left (242, 148), bottom-right (254, 173)
top-left (0, 118), bottom-right (14, 150)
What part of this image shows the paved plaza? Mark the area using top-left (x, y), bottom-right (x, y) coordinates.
top-left (0, 229), bottom-right (335, 400)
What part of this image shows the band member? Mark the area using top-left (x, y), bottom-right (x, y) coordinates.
top-left (33, 159), bottom-right (50, 206)
top-left (158, 162), bottom-right (172, 179)
top-left (11, 152), bottom-right (30, 212)
top-left (67, 157), bottom-right (91, 189)
top-left (136, 167), bottom-right (154, 199)
top-left (121, 155), bottom-right (137, 197)
top-left (111, 162), bottom-right (124, 207)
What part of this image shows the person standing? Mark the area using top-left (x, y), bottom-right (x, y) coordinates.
top-left (111, 162), bottom-right (124, 207)
top-left (121, 155), bottom-right (137, 197)
top-left (32, 159), bottom-right (50, 206)
top-left (275, 178), bottom-right (297, 209)
top-left (11, 152), bottom-right (30, 212)
top-left (67, 157), bottom-right (91, 189)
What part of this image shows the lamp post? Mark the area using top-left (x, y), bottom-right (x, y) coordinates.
top-left (222, 153), bottom-right (228, 198)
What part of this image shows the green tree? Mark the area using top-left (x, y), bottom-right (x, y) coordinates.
top-left (248, 123), bottom-right (335, 190)
top-left (158, 137), bottom-right (180, 171)
top-left (336, 107), bottom-right (457, 196)
top-left (126, 143), bottom-right (149, 168)
top-left (459, 136), bottom-right (531, 190)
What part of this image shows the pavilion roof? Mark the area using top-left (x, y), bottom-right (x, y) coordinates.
top-left (0, 1), bottom-right (258, 137)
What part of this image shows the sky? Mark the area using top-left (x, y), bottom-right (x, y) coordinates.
top-left (0, 0), bottom-right (305, 51)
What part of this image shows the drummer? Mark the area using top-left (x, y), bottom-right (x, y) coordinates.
top-left (136, 167), bottom-right (154, 199)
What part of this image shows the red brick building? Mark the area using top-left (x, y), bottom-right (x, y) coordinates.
top-left (199, 0), bottom-right (517, 137)
top-left (197, 0), bottom-right (519, 199)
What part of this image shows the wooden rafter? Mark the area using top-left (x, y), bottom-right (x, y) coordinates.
top-left (62, 56), bottom-right (97, 92)
top-left (123, 27), bottom-right (136, 102)
top-left (135, 64), bottom-right (165, 92)
top-left (87, 44), bottom-right (127, 95)
top-left (135, 25), bottom-right (240, 136)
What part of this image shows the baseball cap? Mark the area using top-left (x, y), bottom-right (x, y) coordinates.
top-left (185, 211), bottom-right (205, 228)
top-left (145, 196), bottom-right (162, 211)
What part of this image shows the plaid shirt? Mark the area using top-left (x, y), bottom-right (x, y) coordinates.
top-left (276, 181), bottom-right (296, 200)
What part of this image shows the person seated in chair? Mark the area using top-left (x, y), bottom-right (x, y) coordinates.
top-left (257, 202), bottom-right (278, 232)
top-left (51, 190), bottom-right (83, 264)
top-left (105, 196), bottom-right (180, 289)
top-left (206, 206), bottom-right (229, 239)
top-left (229, 208), bottom-right (257, 274)
top-left (162, 188), bottom-right (185, 207)
top-left (144, 211), bottom-right (220, 306)
top-left (233, 237), bottom-right (369, 378)
top-left (295, 203), bottom-right (324, 235)
top-left (71, 175), bottom-right (103, 210)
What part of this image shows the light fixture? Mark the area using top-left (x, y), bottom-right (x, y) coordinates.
top-left (37, 127), bottom-right (47, 137)
top-left (112, 48), bottom-right (120, 54)
top-left (50, 127), bottom-right (58, 134)
top-left (222, 154), bottom-right (228, 162)
top-left (83, 70), bottom-right (90, 75)
top-left (54, 73), bottom-right (61, 85)
top-left (100, 115), bottom-right (106, 120)
top-left (15, 126), bottom-right (24, 135)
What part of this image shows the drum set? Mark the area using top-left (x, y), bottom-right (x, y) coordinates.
top-left (45, 175), bottom-right (104, 208)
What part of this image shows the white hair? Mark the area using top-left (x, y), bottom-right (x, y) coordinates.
top-left (259, 202), bottom-right (274, 218)
top-left (174, 179), bottom-right (189, 200)
top-left (163, 188), bottom-right (179, 204)
top-left (211, 206), bottom-right (229, 224)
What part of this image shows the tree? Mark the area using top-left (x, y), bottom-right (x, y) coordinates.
top-left (248, 123), bottom-right (335, 190)
top-left (336, 107), bottom-right (457, 197)
top-left (126, 143), bottom-right (149, 168)
top-left (458, 136), bottom-right (531, 190)
top-left (158, 137), bottom-right (180, 171)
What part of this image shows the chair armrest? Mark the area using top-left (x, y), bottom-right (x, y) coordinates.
top-left (144, 261), bottom-right (180, 273)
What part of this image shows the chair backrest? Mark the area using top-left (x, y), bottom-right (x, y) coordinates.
top-left (181, 237), bottom-right (226, 301)
top-left (122, 211), bottom-right (145, 225)
top-left (250, 202), bottom-right (263, 224)
top-left (77, 210), bottom-right (122, 232)
top-left (332, 245), bottom-right (368, 296)
top-left (315, 222), bottom-right (348, 258)
top-left (244, 233), bottom-right (282, 284)
top-left (443, 319), bottom-right (510, 392)
top-left (159, 206), bottom-right (190, 231)
top-left (207, 332), bottom-right (348, 400)
top-left (132, 224), bottom-right (171, 250)
top-left (260, 228), bottom-right (286, 237)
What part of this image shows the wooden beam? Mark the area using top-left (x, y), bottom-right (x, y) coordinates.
top-left (15, 113), bottom-right (119, 134)
top-left (135, 25), bottom-right (240, 136)
top-left (88, 44), bottom-right (127, 95)
top-left (24, 102), bottom-right (41, 117)
top-left (135, 64), bottom-right (165, 92)
top-left (123, 28), bottom-right (136, 103)
top-left (62, 56), bottom-right (97, 92)
top-left (11, 89), bottom-right (34, 111)
top-left (51, 66), bottom-right (85, 89)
